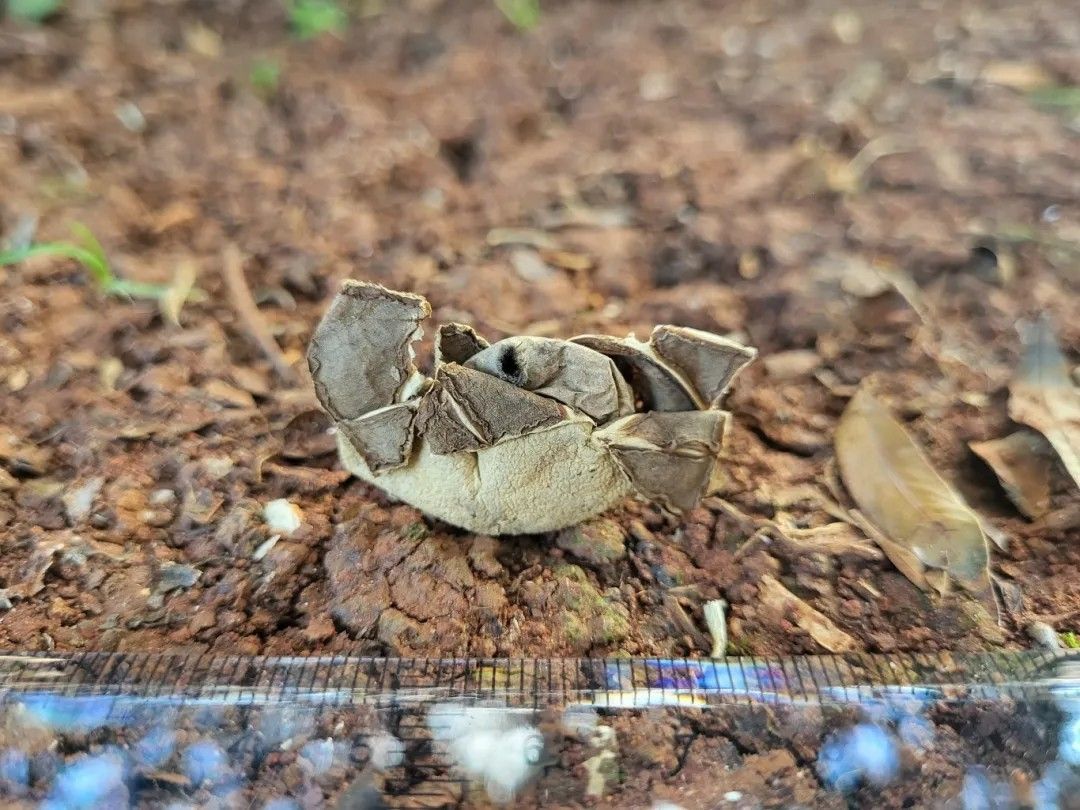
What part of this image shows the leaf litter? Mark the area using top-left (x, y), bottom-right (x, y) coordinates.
top-left (835, 387), bottom-right (997, 614)
top-left (970, 430), bottom-right (1054, 519)
top-left (1008, 316), bottom-right (1080, 492)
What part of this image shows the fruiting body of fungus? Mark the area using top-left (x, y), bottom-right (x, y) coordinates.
top-left (308, 281), bottom-right (756, 534)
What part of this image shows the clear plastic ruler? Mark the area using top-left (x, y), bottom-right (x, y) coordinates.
top-left (0, 650), bottom-right (1077, 808)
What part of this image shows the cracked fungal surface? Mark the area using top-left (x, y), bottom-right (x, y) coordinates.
top-left (308, 281), bottom-right (757, 534)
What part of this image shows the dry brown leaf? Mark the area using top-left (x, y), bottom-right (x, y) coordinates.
top-left (149, 201), bottom-right (199, 235)
top-left (538, 248), bottom-right (595, 272)
top-left (970, 430), bottom-right (1054, 519)
top-left (980, 61), bottom-right (1054, 92)
top-left (485, 228), bottom-right (557, 249)
top-left (1008, 317), bottom-right (1080, 491)
top-left (757, 575), bottom-right (856, 653)
top-left (836, 387), bottom-right (993, 602)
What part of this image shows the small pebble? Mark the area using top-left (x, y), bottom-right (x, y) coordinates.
top-left (1027, 621), bottom-right (1063, 650)
top-left (263, 499), bottom-right (303, 536)
top-left (724, 791), bottom-right (743, 802)
top-left (149, 489), bottom-right (177, 507)
top-left (156, 562), bottom-right (201, 593)
top-left (640, 71), bottom-right (676, 101)
top-left (201, 456), bottom-right (234, 479)
top-left (252, 535), bottom-right (281, 561)
top-left (62, 477), bottom-right (105, 524)
top-left (141, 508), bottom-right (174, 528)
top-left (115, 101), bottom-right (146, 132)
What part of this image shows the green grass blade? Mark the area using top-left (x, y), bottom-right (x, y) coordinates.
top-left (7, 0), bottom-right (63, 23)
top-left (0, 242), bottom-right (107, 282)
top-left (495, 0), bottom-right (540, 30)
top-left (1028, 86), bottom-right (1080, 110)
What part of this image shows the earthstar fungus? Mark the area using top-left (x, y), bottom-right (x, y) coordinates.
top-left (308, 281), bottom-right (756, 534)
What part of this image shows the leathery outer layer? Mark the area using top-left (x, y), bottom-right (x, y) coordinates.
top-left (308, 281), bottom-right (757, 534)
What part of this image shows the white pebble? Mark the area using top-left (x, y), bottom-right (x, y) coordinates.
top-left (724, 792), bottom-right (743, 802)
top-left (62, 477), bottom-right (105, 524)
top-left (263, 500), bottom-right (303, 535)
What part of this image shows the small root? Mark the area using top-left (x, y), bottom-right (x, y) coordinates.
top-left (222, 243), bottom-right (298, 384)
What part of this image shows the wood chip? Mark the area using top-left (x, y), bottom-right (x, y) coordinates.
top-left (538, 248), bottom-right (595, 272)
top-left (202, 379), bottom-right (258, 409)
top-left (758, 574), bottom-right (856, 653)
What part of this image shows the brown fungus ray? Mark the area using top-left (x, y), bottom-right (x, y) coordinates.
top-left (337, 402), bottom-right (419, 474)
top-left (650, 325), bottom-right (757, 406)
top-left (435, 322), bottom-right (490, 366)
top-left (415, 364), bottom-right (565, 455)
top-left (307, 281), bottom-right (430, 421)
top-left (595, 410), bottom-right (728, 512)
top-left (570, 334), bottom-right (701, 412)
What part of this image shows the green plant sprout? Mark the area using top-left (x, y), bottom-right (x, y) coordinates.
top-left (495, 0), bottom-right (540, 30)
top-left (285, 0), bottom-right (347, 40)
top-left (250, 58), bottom-right (283, 98)
top-left (6, 0), bottom-right (63, 23)
top-left (1063, 631), bottom-right (1080, 650)
top-left (0, 223), bottom-right (172, 300)
top-left (1027, 86), bottom-right (1080, 113)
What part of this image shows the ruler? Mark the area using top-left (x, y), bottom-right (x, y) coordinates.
top-left (1, 649), bottom-right (1075, 705)
top-left (0, 650), bottom-right (1076, 807)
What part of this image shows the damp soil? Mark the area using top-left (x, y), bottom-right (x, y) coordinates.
top-left (1, 0), bottom-right (1079, 807)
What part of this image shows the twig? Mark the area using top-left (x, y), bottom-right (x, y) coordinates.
top-left (222, 244), bottom-right (297, 384)
top-left (703, 599), bottom-right (728, 659)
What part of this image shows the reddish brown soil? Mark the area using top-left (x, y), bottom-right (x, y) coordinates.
top-left (1, 0), bottom-right (1078, 807)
